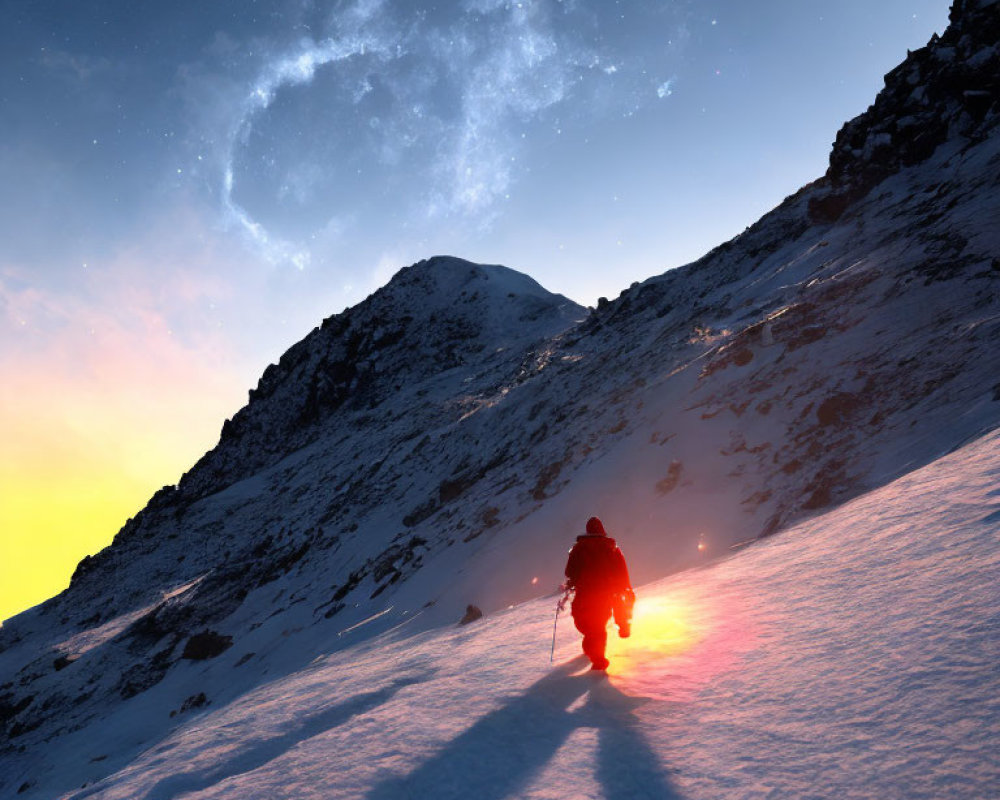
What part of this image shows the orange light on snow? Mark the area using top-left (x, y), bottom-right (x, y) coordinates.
top-left (597, 584), bottom-right (758, 700)
top-left (605, 595), bottom-right (697, 674)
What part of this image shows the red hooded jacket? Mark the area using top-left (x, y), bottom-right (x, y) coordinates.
top-left (564, 523), bottom-right (632, 599)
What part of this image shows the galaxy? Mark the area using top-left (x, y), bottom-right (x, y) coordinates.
top-left (219, 1), bottom-right (694, 272)
top-left (0, 0), bottom-right (951, 620)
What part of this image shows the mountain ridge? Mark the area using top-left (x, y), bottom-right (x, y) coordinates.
top-left (169, 254), bottom-right (584, 503)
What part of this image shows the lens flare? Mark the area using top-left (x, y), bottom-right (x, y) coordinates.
top-left (606, 595), bottom-right (698, 673)
top-left (599, 583), bottom-right (759, 700)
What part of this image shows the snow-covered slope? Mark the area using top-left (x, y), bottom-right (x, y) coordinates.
top-left (2, 1), bottom-right (999, 795)
top-left (175, 257), bottom-right (585, 501)
top-left (13, 419), bottom-right (1000, 799)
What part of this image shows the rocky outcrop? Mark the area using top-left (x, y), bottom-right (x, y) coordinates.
top-left (809, 0), bottom-right (1000, 222)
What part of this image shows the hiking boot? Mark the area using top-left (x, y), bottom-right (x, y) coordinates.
top-left (590, 656), bottom-right (610, 671)
top-left (618, 623), bottom-right (630, 638)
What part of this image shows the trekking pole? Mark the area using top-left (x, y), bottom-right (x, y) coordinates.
top-left (549, 587), bottom-right (571, 663)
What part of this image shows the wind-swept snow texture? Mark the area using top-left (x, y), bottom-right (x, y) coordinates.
top-left (16, 427), bottom-right (1000, 800)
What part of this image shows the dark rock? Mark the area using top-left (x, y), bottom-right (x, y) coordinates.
top-left (181, 631), bottom-right (233, 661)
top-left (0, 693), bottom-right (34, 727)
top-left (759, 513), bottom-right (784, 538)
top-left (171, 692), bottom-right (209, 717)
top-left (816, 393), bottom-right (862, 426)
top-left (801, 461), bottom-right (850, 511)
top-left (323, 602), bottom-right (346, 619)
top-left (53, 655), bottom-right (75, 672)
top-left (801, 485), bottom-right (832, 511)
top-left (815, 0), bottom-right (1000, 221)
top-left (119, 645), bottom-right (175, 699)
top-left (732, 348), bottom-right (754, 367)
top-left (331, 569), bottom-right (366, 603)
top-left (655, 461), bottom-right (684, 495)
top-left (9, 714), bottom-right (43, 738)
top-left (531, 457), bottom-right (568, 501)
top-left (783, 324), bottom-right (828, 352)
top-left (459, 605), bottom-right (483, 625)
top-left (69, 553), bottom-right (101, 587)
top-left (807, 187), bottom-right (863, 223)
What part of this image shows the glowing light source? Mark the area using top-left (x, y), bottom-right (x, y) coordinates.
top-left (594, 582), bottom-right (759, 701)
top-left (0, 276), bottom-right (245, 623)
top-left (605, 594), bottom-right (697, 674)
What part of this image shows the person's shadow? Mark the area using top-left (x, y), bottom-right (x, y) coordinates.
top-left (366, 656), bottom-right (682, 800)
top-left (134, 676), bottom-right (424, 800)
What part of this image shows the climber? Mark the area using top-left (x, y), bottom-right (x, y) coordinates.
top-left (563, 516), bottom-right (635, 671)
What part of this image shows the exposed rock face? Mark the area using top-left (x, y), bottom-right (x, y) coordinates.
top-left (180, 631), bottom-right (233, 661)
top-left (176, 256), bottom-right (584, 503)
top-left (809, 0), bottom-right (1000, 222)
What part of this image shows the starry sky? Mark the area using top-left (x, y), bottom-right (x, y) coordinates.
top-left (0, 0), bottom-right (951, 621)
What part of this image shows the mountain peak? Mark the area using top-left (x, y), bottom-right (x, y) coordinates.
top-left (164, 257), bottom-right (584, 502)
top-left (385, 255), bottom-right (573, 306)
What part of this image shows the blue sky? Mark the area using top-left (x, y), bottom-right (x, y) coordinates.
top-left (2, 1), bottom-right (952, 313)
top-left (0, 0), bottom-right (952, 618)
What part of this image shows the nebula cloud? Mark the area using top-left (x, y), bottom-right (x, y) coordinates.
top-left (220, 0), bottom-right (686, 268)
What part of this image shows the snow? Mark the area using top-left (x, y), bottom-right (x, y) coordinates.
top-left (51, 578), bottom-right (208, 660)
top-left (26, 427), bottom-right (998, 800)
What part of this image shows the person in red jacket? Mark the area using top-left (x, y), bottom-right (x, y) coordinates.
top-left (564, 516), bottom-right (635, 670)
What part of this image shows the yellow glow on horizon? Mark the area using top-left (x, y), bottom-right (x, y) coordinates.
top-left (0, 217), bottom-right (274, 625)
top-left (0, 392), bottom-right (235, 623)
top-left (0, 461), bottom-right (149, 623)
top-left (0, 338), bottom-right (242, 625)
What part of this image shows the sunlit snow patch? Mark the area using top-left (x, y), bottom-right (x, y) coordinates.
top-left (604, 583), bottom-right (758, 701)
